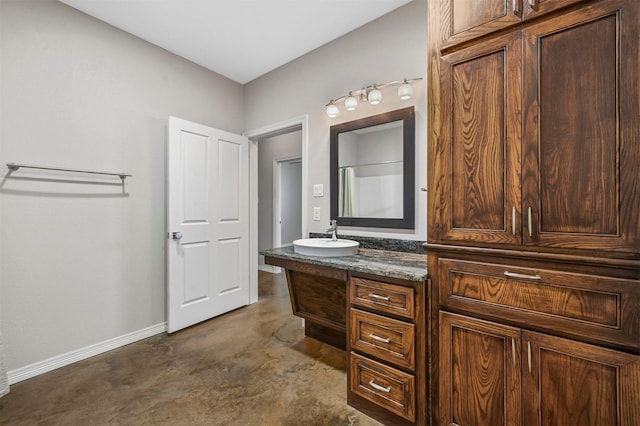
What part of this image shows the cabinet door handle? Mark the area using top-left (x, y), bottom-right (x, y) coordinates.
top-left (504, 271), bottom-right (541, 280)
top-left (368, 293), bottom-right (390, 301)
top-left (511, 338), bottom-right (517, 369)
top-left (527, 341), bottom-right (532, 373)
top-left (527, 207), bottom-right (533, 237)
top-left (368, 380), bottom-right (392, 393)
top-left (512, 206), bottom-right (517, 235)
top-left (513, 0), bottom-right (521, 15)
top-left (369, 333), bottom-right (391, 344)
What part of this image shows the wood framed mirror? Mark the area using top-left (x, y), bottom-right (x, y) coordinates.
top-left (330, 106), bottom-right (415, 229)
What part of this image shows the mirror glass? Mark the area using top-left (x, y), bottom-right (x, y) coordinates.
top-left (330, 107), bottom-right (415, 229)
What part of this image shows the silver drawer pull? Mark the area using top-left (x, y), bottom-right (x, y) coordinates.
top-left (504, 271), bottom-right (541, 280)
top-left (368, 293), bottom-right (390, 301)
top-left (368, 380), bottom-right (392, 393)
top-left (369, 333), bottom-right (391, 344)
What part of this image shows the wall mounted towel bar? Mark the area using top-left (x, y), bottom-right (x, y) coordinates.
top-left (6, 162), bottom-right (132, 181)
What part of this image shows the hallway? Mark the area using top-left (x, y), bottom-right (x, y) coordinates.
top-left (0, 272), bottom-right (380, 425)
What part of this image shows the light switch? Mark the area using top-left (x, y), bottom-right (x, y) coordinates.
top-left (313, 207), bottom-right (321, 221)
top-left (313, 184), bottom-right (324, 197)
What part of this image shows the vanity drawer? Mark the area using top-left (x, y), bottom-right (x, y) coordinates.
top-left (350, 277), bottom-right (415, 320)
top-left (350, 308), bottom-right (415, 370)
top-left (437, 257), bottom-right (640, 350)
top-left (350, 352), bottom-right (415, 422)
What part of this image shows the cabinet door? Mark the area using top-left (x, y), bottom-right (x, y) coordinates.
top-left (439, 32), bottom-right (522, 245)
top-left (522, 330), bottom-right (640, 425)
top-left (522, 0), bottom-right (640, 254)
top-left (440, 312), bottom-right (522, 426)
top-left (523, 0), bottom-right (588, 20)
top-left (440, 0), bottom-right (522, 49)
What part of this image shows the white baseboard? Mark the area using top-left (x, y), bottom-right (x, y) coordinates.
top-left (258, 264), bottom-right (281, 274)
top-left (8, 322), bottom-right (167, 385)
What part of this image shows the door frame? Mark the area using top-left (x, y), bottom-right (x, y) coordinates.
top-left (244, 115), bottom-right (308, 304)
top-left (273, 156), bottom-right (303, 250)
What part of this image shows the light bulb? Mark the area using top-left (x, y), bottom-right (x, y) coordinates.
top-left (398, 81), bottom-right (413, 100)
top-left (344, 92), bottom-right (358, 111)
top-left (326, 101), bottom-right (340, 118)
top-left (368, 87), bottom-right (382, 105)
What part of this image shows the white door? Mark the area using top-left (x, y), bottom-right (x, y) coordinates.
top-left (167, 116), bottom-right (249, 333)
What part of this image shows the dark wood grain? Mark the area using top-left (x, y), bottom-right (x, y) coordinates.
top-left (440, 31), bottom-right (522, 245)
top-left (350, 277), bottom-right (415, 320)
top-left (265, 257), bottom-right (349, 350)
top-left (522, 330), bottom-right (640, 425)
top-left (440, 0), bottom-right (521, 50)
top-left (351, 308), bottom-right (415, 370)
top-left (439, 312), bottom-right (522, 426)
top-left (347, 273), bottom-right (429, 425)
top-left (523, 0), bottom-right (589, 20)
top-left (437, 255), bottom-right (640, 351)
top-left (521, 0), bottom-right (640, 253)
top-left (429, 0), bottom-right (640, 424)
top-left (287, 270), bottom-right (346, 331)
top-left (350, 352), bottom-right (416, 422)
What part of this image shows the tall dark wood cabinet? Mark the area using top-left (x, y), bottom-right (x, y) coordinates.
top-left (427, 0), bottom-right (640, 424)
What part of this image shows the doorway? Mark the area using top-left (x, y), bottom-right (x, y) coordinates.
top-left (245, 116), bottom-right (308, 302)
top-left (274, 158), bottom-right (302, 250)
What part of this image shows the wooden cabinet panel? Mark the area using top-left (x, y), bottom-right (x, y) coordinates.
top-left (440, 0), bottom-right (590, 49)
top-left (523, 0), bottom-right (589, 19)
top-left (350, 277), bottom-right (415, 319)
top-left (435, 0), bottom-right (640, 256)
top-left (440, 312), bottom-right (640, 426)
top-left (440, 31), bottom-right (522, 245)
top-left (437, 257), bottom-right (640, 349)
top-left (522, 0), bottom-right (640, 254)
top-left (286, 270), bottom-right (346, 331)
top-left (439, 312), bottom-right (522, 426)
top-left (347, 274), bottom-right (426, 424)
top-left (440, 0), bottom-right (521, 49)
top-left (350, 352), bottom-right (416, 422)
top-left (522, 330), bottom-right (640, 425)
top-left (351, 309), bottom-right (415, 370)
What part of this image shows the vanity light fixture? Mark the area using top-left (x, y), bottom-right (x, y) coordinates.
top-left (325, 77), bottom-right (422, 117)
top-left (326, 100), bottom-right (340, 118)
top-left (344, 92), bottom-right (358, 111)
top-left (397, 79), bottom-right (413, 100)
top-left (367, 85), bottom-right (382, 105)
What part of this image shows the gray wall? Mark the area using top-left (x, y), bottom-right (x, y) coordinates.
top-left (0, 0), bottom-right (243, 371)
top-left (257, 131), bottom-right (302, 267)
top-left (244, 0), bottom-right (427, 240)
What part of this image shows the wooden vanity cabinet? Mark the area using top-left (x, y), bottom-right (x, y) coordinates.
top-left (440, 0), bottom-right (589, 50)
top-left (432, 250), bottom-right (640, 425)
top-left (347, 274), bottom-right (428, 425)
top-left (440, 311), bottom-right (640, 426)
top-left (433, 0), bottom-right (640, 256)
top-left (428, 1), bottom-right (640, 424)
top-left (265, 256), bottom-right (347, 350)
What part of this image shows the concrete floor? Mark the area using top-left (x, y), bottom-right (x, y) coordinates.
top-left (0, 271), bottom-right (381, 426)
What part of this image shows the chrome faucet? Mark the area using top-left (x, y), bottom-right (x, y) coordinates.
top-left (326, 220), bottom-right (338, 241)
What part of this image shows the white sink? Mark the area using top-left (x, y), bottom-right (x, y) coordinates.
top-left (292, 238), bottom-right (359, 257)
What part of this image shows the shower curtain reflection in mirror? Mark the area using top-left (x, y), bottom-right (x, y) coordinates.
top-left (338, 166), bottom-right (355, 217)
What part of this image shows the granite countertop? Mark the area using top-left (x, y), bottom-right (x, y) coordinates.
top-left (261, 246), bottom-right (428, 282)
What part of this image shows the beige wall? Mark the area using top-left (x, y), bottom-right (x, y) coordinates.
top-left (244, 0), bottom-right (428, 240)
top-left (0, 0), bottom-right (243, 371)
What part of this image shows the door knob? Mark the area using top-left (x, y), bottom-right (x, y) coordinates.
top-left (172, 232), bottom-right (183, 240)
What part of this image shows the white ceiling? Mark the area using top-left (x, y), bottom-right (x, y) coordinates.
top-left (59, 0), bottom-right (413, 84)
